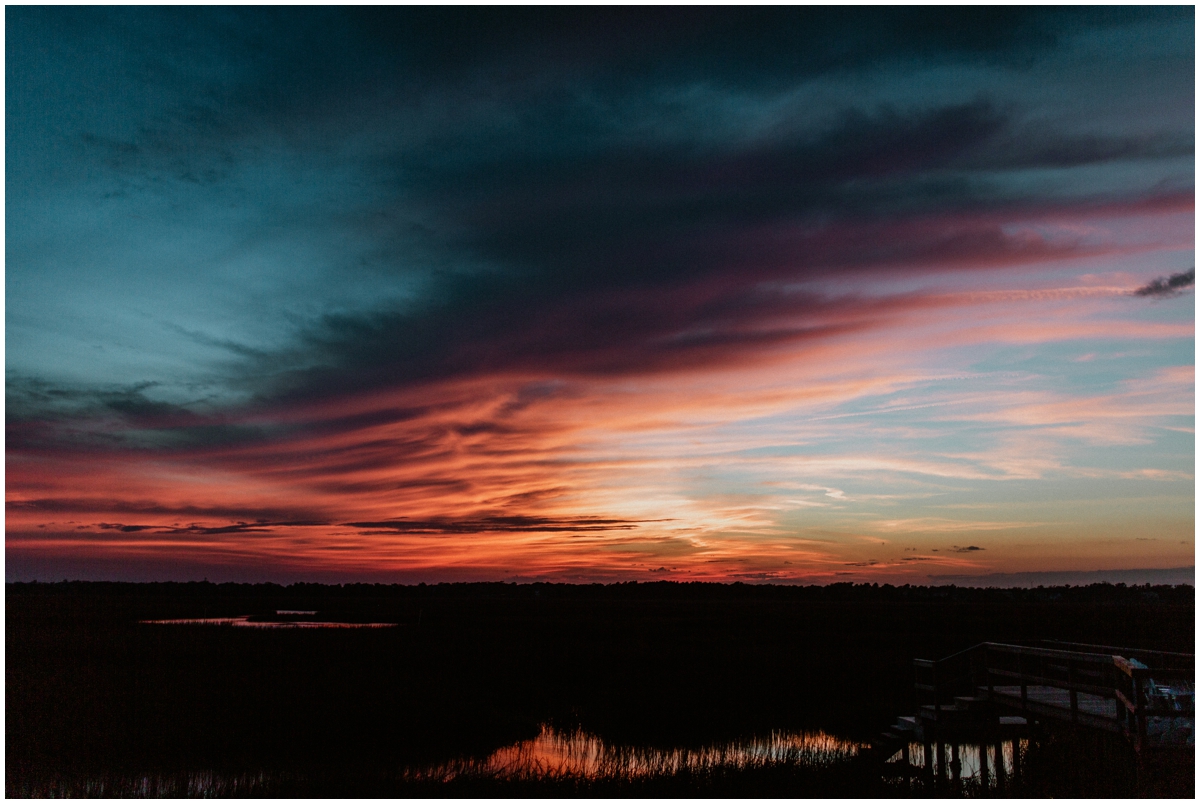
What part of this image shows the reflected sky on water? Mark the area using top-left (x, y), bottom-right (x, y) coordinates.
top-left (888, 738), bottom-right (1026, 792)
top-left (140, 616), bottom-right (395, 629)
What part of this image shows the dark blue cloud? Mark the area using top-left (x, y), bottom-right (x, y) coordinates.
top-left (7, 6), bottom-right (1194, 433)
top-left (1133, 268), bottom-right (1195, 298)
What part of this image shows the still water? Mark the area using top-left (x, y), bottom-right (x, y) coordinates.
top-left (884, 738), bottom-right (1027, 791)
top-left (140, 615), bottom-right (396, 629)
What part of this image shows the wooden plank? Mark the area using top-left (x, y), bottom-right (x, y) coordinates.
top-left (984, 643), bottom-right (1115, 663)
top-left (1043, 641), bottom-right (1195, 668)
top-left (985, 667), bottom-right (1114, 697)
top-left (990, 696), bottom-right (1122, 733)
top-left (989, 685), bottom-right (1120, 722)
top-left (911, 642), bottom-right (1194, 747)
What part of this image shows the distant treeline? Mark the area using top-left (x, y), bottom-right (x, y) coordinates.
top-left (6, 578), bottom-right (1195, 605)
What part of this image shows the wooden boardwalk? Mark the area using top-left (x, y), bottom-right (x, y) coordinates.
top-left (989, 684), bottom-right (1118, 728)
top-left (866, 639), bottom-right (1194, 785)
top-left (970, 641), bottom-right (1193, 750)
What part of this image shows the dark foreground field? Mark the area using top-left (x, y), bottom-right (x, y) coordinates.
top-left (6, 580), bottom-right (1194, 796)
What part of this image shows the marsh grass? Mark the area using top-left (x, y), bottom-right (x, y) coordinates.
top-left (12, 758), bottom-right (893, 799)
top-left (9, 582), bottom-right (1191, 798)
top-left (13, 727), bottom-right (881, 798)
top-left (10, 770), bottom-right (283, 798)
top-left (12, 729), bottom-right (1190, 798)
top-left (408, 725), bottom-right (860, 782)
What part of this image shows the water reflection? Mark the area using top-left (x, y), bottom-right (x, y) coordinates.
top-left (886, 738), bottom-right (1026, 792)
top-left (140, 616), bottom-right (396, 629)
top-left (413, 725), bottom-right (861, 782)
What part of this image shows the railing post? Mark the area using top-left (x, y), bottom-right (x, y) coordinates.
top-left (933, 662), bottom-right (941, 718)
top-left (1019, 651), bottom-right (1027, 710)
top-left (1134, 671), bottom-right (1146, 751)
top-left (1069, 659), bottom-right (1078, 723)
top-left (1127, 673), bottom-right (1135, 733)
top-left (986, 645), bottom-right (994, 698)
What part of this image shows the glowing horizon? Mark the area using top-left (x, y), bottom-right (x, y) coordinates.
top-left (6, 8), bottom-right (1194, 584)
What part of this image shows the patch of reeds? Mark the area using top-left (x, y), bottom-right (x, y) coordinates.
top-left (9, 769), bottom-right (284, 798)
top-left (8, 729), bottom-right (887, 799)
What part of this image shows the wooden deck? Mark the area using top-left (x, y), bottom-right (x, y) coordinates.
top-left (868, 639), bottom-right (1194, 769)
top-left (988, 684), bottom-right (1121, 732)
top-left (972, 642), bottom-right (1194, 749)
top-left (868, 641), bottom-right (1193, 794)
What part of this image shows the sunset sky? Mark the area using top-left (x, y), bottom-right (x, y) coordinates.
top-left (6, 7), bottom-right (1194, 584)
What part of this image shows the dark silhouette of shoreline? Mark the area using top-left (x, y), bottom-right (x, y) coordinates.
top-left (7, 580), bottom-right (1193, 796)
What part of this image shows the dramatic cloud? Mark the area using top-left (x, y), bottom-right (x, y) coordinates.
top-left (1133, 268), bottom-right (1195, 298)
top-left (6, 8), bottom-right (1194, 583)
top-left (346, 516), bottom-right (647, 534)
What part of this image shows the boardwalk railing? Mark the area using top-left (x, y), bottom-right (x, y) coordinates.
top-left (914, 641), bottom-right (1194, 749)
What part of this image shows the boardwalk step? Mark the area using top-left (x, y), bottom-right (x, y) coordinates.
top-left (954, 695), bottom-right (991, 708)
top-left (923, 701), bottom-right (1003, 724)
top-left (954, 696), bottom-right (997, 719)
top-left (919, 703), bottom-right (967, 720)
top-left (893, 715), bottom-right (918, 732)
